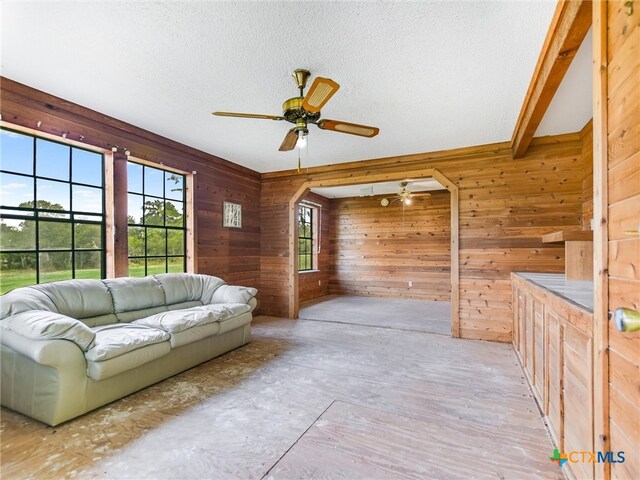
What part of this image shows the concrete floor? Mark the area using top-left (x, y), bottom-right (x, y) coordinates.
top-left (1, 316), bottom-right (560, 479)
top-left (300, 294), bottom-right (451, 335)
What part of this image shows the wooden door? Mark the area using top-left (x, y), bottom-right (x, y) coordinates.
top-left (605, 1), bottom-right (640, 474)
top-left (594, 2), bottom-right (640, 480)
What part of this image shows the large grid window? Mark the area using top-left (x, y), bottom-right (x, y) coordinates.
top-left (0, 128), bottom-right (105, 294)
top-left (127, 161), bottom-right (186, 276)
top-left (298, 205), bottom-right (314, 271)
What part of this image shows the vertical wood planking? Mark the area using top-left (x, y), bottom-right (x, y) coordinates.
top-left (592, 4), bottom-right (610, 477)
top-left (329, 191), bottom-right (451, 302)
top-left (581, 120), bottom-right (594, 230)
top-left (605, 2), bottom-right (640, 480)
top-left (262, 139), bottom-right (586, 342)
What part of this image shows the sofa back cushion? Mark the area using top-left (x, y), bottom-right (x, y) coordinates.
top-left (153, 273), bottom-right (225, 306)
top-left (32, 280), bottom-right (115, 327)
top-left (103, 277), bottom-right (166, 313)
top-left (0, 287), bottom-right (57, 320)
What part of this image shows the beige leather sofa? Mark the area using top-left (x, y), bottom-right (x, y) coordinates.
top-left (0, 273), bottom-right (257, 426)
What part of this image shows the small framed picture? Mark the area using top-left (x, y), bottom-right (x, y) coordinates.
top-left (223, 201), bottom-right (242, 228)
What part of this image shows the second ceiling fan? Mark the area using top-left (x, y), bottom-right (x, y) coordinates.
top-left (380, 182), bottom-right (432, 207)
top-left (213, 69), bottom-right (380, 152)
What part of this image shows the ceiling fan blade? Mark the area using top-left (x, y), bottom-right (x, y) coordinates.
top-left (411, 192), bottom-right (432, 198)
top-left (212, 112), bottom-right (284, 121)
top-left (317, 119), bottom-right (379, 138)
top-left (279, 129), bottom-right (299, 151)
top-left (302, 77), bottom-right (340, 113)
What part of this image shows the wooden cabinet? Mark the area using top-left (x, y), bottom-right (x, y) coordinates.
top-left (512, 273), bottom-right (594, 480)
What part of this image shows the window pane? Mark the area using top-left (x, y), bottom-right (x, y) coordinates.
top-left (1, 130), bottom-right (34, 175)
top-left (128, 226), bottom-right (144, 256)
top-left (165, 200), bottom-right (183, 227)
top-left (72, 185), bottom-right (102, 213)
top-left (0, 172), bottom-right (34, 208)
top-left (168, 256), bottom-right (185, 273)
top-left (75, 251), bottom-right (101, 279)
top-left (167, 230), bottom-right (184, 255)
top-left (146, 228), bottom-right (166, 256)
top-left (39, 221), bottom-right (72, 249)
top-left (39, 251), bottom-right (72, 283)
top-left (0, 219), bottom-right (36, 250)
top-left (128, 257), bottom-right (145, 277)
top-left (75, 223), bottom-right (102, 249)
top-left (128, 194), bottom-right (143, 224)
top-left (146, 257), bottom-right (166, 275)
top-left (36, 179), bottom-right (70, 211)
top-left (0, 130), bottom-right (105, 290)
top-left (127, 162), bottom-right (143, 193)
top-left (36, 139), bottom-right (69, 181)
top-left (127, 163), bottom-right (186, 278)
top-left (0, 253), bottom-right (37, 294)
top-left (143, 198), bottom-right (164, 226)
top-left (72, 149), bottom-right (102, 186)
top-left (144, 166), bottom-right (164, 197)
top-left (165, 172), bottom-right (184, 200)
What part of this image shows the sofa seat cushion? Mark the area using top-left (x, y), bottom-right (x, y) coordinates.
top-left (166, 306), bottom-right (251, 348)
top-left (168, 322), bottom-right (221, 348)
top-left (132, 308), bottom-right (219, 333)
top-left (218, 311), bottom-right (253, 334)
top-left (193, 303), bottom-right (252, 320)
top-left (87, 342), bottom-right (171, 381)
top-left (85, 324), bottom-right (170, 362)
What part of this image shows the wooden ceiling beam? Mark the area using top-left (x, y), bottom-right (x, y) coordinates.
top-left (510, 0), bottom-right (592, 159)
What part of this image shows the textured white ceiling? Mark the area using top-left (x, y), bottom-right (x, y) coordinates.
top-left (1, 1), bottom-right (585, 174)
top-left (311, 178), bottom-right (445, 199)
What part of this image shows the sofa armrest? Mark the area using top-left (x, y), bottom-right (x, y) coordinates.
top-left (209, 285), bottom-right (258, 306)
top-left (1, 329), bottom-right (86, 368)
top-left (1, 310), bottom-right (95, 351)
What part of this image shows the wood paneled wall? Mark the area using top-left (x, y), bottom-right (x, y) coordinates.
top-left (0, 78), bottom-right (261, 291)
top-left (599, 2), bottom-right (640, 479)
top-left (261, 135), bottom-right (587, 342)
top-left (328, 191), bottom-right (451, 301)
top-left (298, 192), bottom-right (332, 304)
top-left (581, 120), bottom-right (594, 230)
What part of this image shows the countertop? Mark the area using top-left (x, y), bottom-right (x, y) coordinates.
top-left (513, 272), bottom-right (594, 313)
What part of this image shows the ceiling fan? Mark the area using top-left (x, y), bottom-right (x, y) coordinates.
top-left (212, 69), bottom-right (380, 152)
top-left (380, 182), bottom-right (432, 207)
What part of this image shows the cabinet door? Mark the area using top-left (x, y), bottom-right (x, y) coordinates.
top-left (546, 308), bottom-right (563, 449)
top-left (532, 298), bottom-right (546, 409)
top-left (524, 292), bottom-right (535, 380)
top-left (513, 286), bottom-right (520, 350)
top-left (518, 288), bottom-right (526, 358)
top-left (563, 322), bottom-right (594, 480)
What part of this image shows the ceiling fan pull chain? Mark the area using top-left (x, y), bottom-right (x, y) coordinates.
top-left (297, 147), bottom-right (301, 172)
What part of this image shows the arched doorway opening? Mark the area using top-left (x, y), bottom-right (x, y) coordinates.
top-left (287, 168), bottom-right (460, 337)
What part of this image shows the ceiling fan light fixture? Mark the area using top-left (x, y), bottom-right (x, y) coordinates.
top-left (297, 131), bottom-right (308, 149)
top-left (404, 198), bottom-right (412, 205)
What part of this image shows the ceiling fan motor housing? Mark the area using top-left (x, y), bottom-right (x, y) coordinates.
top-left (282, 97), bottom-right (321, 124)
